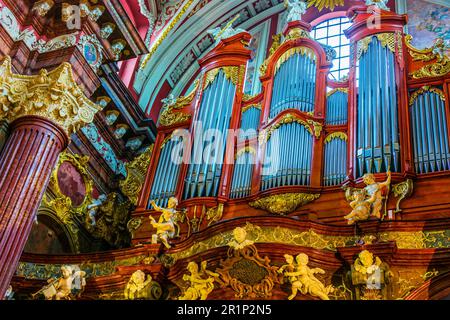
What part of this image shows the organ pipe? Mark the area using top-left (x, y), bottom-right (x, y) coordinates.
top-left (409, 88), bottom-right (450, 174)
top-left (356, 36), bottom-right (399, 177)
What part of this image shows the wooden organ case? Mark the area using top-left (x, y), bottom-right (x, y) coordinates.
top-left (99, 6), bottom-right (450, 300)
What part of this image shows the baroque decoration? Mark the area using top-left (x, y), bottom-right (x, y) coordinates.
top-left (120, 145), bottom-right (154, 205)
top-left (0, 56), bottom-right (101, 135)
top-left (249, 193), bottom-right (320, 215)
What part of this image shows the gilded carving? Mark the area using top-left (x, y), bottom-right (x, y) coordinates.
top-left (120, 145), bottom-right (154, 205)
top-left (357, 33), bottom-right (396, 60)
top-left (127, 218), bottom-right (142, 239)
top-left (343, 171), bottom-right (391, 223)
top-left (0, 56), bottom-right (101, 135)
top-left (326, 87), bottom-right (348, 97)
top-left (149, 197), bottom-right (185, 248)
top-left (216, 243), bottom-right (279, 299)
top-left (263, 113), bottom-right (313, 143)
top-left (203, 66), bottom-right (242, 89)
top-left (275, 47), bottom-right (316, 74)
top-left (409, 86), bottom-right (445, 105)
top-left (158, 81), bottom-right (198, 127)
top-left (32, 265), bottom-right (86, 300)
top-left (227, 227), bottom-right (254, 250)
top-left (392, 179), bottom-right (413, 213)
top-left (409, 57), bottom-right (450, 79)
top-left (307, 0), bottom-right (344, 12)
top-left (178, 261), bottom-right (218, 300)
top-left (324, 132), bottom-right (347, 143)
top-left (351, 250), bottom-right (392, 300)
top-left (124, 270), bottom-right (162, 300)
top-left (249, 193), bottom-right (320, 215)
top-left (279, 253), bottom-right (334, 300)
top-left (306, 119), bottom-right (323, 138)
top-left (242, 103), bottom-right (261, 113)
top-left (32, 0), bottom-right (54, 16)
top-left (206, 203), bottom-right (224, 226)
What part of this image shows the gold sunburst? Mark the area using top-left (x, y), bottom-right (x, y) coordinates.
top-left (307, 0), bottom-right (345, 12)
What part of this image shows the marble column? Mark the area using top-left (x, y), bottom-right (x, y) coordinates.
top-left (0, 56), bottom-right (100, 298)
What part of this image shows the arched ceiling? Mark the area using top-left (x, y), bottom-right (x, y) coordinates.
top-left (132, 0), bottom-right (367, 116)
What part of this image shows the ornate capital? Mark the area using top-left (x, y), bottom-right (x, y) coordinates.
top-left (0, 56), bottom-right (101, 135)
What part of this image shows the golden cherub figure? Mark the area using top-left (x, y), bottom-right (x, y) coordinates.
top-left (227, 227), bottom-right (254, 250)
top-left (281, 253), bottom-right (333, 300)
top-left (344, 171), bottom-right (391, 223)
top-left (178, 261), bottom-right (217, 300)
top-left (124, 270), bottom-right (153, 300)
top-left (344, 189), bottom-right (371, 224)
top-left (35, 266), bottom-right (86, 300)
top-left (352, 250), bottom-right (391, 287)
top-left (149, 197), bottom-right (178, 248)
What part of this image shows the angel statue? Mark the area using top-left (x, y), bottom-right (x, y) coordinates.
top-left (161, 94), bottom-right (177, 108)
top-left (281, 253), bottom-right (334, 300)
top-left (33, 266), bottom-right (86, 300)
top-left (207, 14), bottom-right (247, 45)
top-left (178, 261), bottom-right (217, 300)
top-left (365, 0), bottom-right (389, 11)
top-left (343, 189), bottom-right (371, 225)
top-left (227, 226), bottom-right (254, 250)
top-left (86, 194), bottom-right (107, 227)
top-left (149, 197), bottom-right (179, 249)
top-left (124, 270), bottom-right (153, 300)
top-left (284, 0), bottom-right (307, 23)
top-left (344, 171), bottom-right (391, 224)
top-left (351, 250), bottom-right (392, 299)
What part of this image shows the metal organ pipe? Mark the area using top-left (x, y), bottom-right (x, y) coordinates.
top-left (230, 152), bottom-right (254, 198)
top-left (148, 136), bottom-right (184, 208)
top-left (261, 122), bottom-right (312, 190)
top-left (270, 49), bottom-right (317, 118)
top-left (356, 37), bottom-right (399, 177)
top-left (183, 69), bottom-right (237, 199)
top-left (410, 89), bottom-right (449, 174)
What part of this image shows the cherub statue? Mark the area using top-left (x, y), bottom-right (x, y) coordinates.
top-left (35, 266), bottom-right (86, 300)
top-left (227, 227), bottom-right (254, 250)
top-left (149, 197), bottom-right (178, 249)
top-left (124, 270), bottom-right (153, 300)
top-left (207, 14), bottom-right (246, 45)
top-left (179, 261), bottom-right (216, 300)
top-left (344, 171), bottom-right (391, 223)
top-left (284, 0), bottom-right (307, 23)
top-left (86, 194), bottom-right (107, 227)
top-left (365, 0), bottom-right (389, 11)
top-left (363, 171), bottom-right (391, 219)
top-left (343, 189), bottom-right (371, 224)
top-left (281, 253), bottom-right (333, 300)
top-left (351, 250), bottom-right (392, 297)
top-left (161, 94), bottom-right (177, 108)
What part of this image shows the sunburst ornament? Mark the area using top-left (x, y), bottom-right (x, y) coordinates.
top-left (307, 0), bottom-right (345, 12)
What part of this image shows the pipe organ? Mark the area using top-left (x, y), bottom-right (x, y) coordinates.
top-left (262, 120), bottom-right (313, 190)
top-left (134, 7), bottom-right (450, 234)
top-left (356, 34), bottom-right (400, 177)
top-left (409, 87), bottom-right (450, 174)
top-left (183, 68), bottom-right (238, 199)
top-left (148, 135), bottom-right (184, 207)
top-left (269, 48), bottom-right (317, 118)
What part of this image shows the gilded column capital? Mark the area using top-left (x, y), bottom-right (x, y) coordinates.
top-left (0, 56), bottom-right (101, 135)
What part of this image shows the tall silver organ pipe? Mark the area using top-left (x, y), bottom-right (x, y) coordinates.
top-left (326, 90), bottom-right (348, 125)
top-left (240, 105), bottom-right (261, 140)
top-left (270, 48), bottom-right (317, 119)
top-left (409, 88), bottom-right (450, 174)
top-left (323, 134), bottom-right (348, 186)
top-left (230, 150), bottom-right (255, 198)
top-left (356, 36), bottom-right (399, 177)
top-left (183, 69), bottom-right (237, 199)
top-left (261, 122), bottom-right (313, 190)
top-left (148, 135), bottom-right (184, 207)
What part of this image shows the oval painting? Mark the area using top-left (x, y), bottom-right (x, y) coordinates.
top-left (57, 161), bottom-right (86, 207)
top-left (84, 42), bottom-right (99, 65)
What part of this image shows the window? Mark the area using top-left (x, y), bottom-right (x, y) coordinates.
top-left (312, 17), bottom-right (352, 81)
